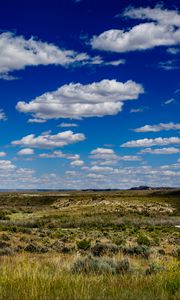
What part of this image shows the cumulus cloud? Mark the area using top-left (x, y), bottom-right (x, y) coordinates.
top-left (0, 32), bottom-right (113, 79)
top-left (134, 122), bottom-right (180, 132)
top-left (17, 148), bottom-right (34, 155)
top-left (0, 152), bottom-right (6, 157)
top-left (28, 118), bottom-right (47, 123)
top-left (12, 130), bottom-right (85, 149)
top-left (70, 160), bottom-right (84, 167)
top-left (39, 150), bottom-right (80, 160)
top-left (90, 148), bottom-right (119, 162)
top-left (121, 137), bottom-right (180, 148)
top-left (0, 160), bottom-right (15, 170)
top-left (90, 165), bottom-right (114, 173)
top-left (90, 147), bottom-right (141, 165)
top-left (16, 79), bottom-right (143, 120)
top-left (91, 6), bottom-right (180, 53)
top-left (140, 147), bottom-right (180, 154)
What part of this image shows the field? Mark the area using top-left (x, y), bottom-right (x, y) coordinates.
top-left (0, 189), bottom-right (180, 300)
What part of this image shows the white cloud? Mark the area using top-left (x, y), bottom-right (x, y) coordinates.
top-left (119, 156), bottom-right (142, 161)
top-left (17, 148), bottom-right (34, 155)
top-left (12, 130), bottom-right (85, 149)
top-left (90, 147), bottom-right (141, 165)
top-left (105, 59), bottom-right (126, 66)
top-left (70, 160), bottom-right (84, 167)
top-left (0, 74), bottom-right (18, 80)
top-left (121, 137), bottom-right (180, 148)
top-left (0, 32), bottom-right (108, 79)
top-left (28, 118), bottom-right (47, 123)
top-left (134, 122), bottom-right (180, 132)
top-left (0, 152), bottom-right (6, 157)
top-left (123, 6), bottom-right (180, 26)
top-left (164, 98), bottom-right (175, 105)
top-left (159, 60), bottom-right (179, 70)
top-left (130, 108), bottom-right (144, 113)
top-left (167, 47), bottom-right (180, 54)
top-left (65, 170), bottom-right (79, 177)
top-left (16, 79), bottom-right (143, 120)
top-left (0, 109), bottom-right (7, 121)
top-left (58, 122), bottom-right (78, 128)
top-left (90, 148), bottom-right (119, 161)
top-left (87, 173), bottom-right (105, 179)
top-left (0, 160), bottom-right (15, 170)
top-left (91, 148), bottom-right (116, 155)
top-left (90, 165), bottom-right (114, 173)
top-left (140, 147), bottom-right (180, 154)
top-left (39, 150), bottom-right (80, 160)
top-left (91, 6), bottom-right (180, 53)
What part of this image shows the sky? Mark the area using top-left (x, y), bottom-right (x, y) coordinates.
top-left (0, 0), bottom-right (180, 189)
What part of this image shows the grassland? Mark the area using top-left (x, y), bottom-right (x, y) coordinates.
top-left (0, 189), bottom-right (179, 299)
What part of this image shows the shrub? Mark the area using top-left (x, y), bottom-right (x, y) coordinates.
top-left (1, 233), bottom-right (10, 241)
top-left (91, 242), bottom-right (119, 256)
top-left (25, 243), bottom-right (48, 253)
top-left (0, 241), bottom-right (10, 248)
top-left (172, 248), bottom-right (180, 259)
top-left (71, 255), bottom-right (131, 275)
top-left (123, 245), bottom-right (151, 259)
top-left (158, 249), bottom-right (165, 255)
top-left (77, 239), bottom-right (91, 251)
top-left (0, 247), bottom-right (13, 256)
top-left (61, 246), bottom-right (71, 253)
top-left (0, 211), bottom-right (10, 220)
top-left (14, 245), bottom-right (24, 253)
top-left (51, 240), bottom-right (64, 252)
top-left (137, 235), bottom-right (151, 246)
top-left (116, 258), bottom-right (130, 274)
top-left (145, 262), bottom-right (164, 275)
top-left (71, 254), bottom-right (116, 274)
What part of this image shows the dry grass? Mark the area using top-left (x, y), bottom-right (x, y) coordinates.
top-left (0, 254), bottom-right (180, 300)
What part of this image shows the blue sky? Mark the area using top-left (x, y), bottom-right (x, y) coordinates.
top-left (0, 0), bottom-right (180, 189)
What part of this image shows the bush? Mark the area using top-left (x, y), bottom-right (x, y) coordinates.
top-left (123, 245), bottom-right (151, 259)
top-left (0, 241), bottom-right (10, 248)
top-left (91, 242), bottom-right (119, 256)
top-left (0, 247), bottom-right (13, 256)
top-left (171, 247), bottom-right (180, 259)
top-left (158, 249), bottom-right (165, 255)
top-left (72, 254), bottom-right (116, 274)
top-left (71, 255), bottom-right (131, 275)
top-left (137, 235), bottom-right (151, 246)
top-left (77, 239), bottom-right (91, 251)
top-left (51, 240), bottom-right (64, 252)
top-left (1, 233), bottom-right (10, 241)
top-left (116, 258), bottom-right (130, 274)
top-left (145, 262), bottom-right (164, 275)
top-left (0, 211), bottom-right (10, 220)
top-left (25, 243), bottom-right (48, 253)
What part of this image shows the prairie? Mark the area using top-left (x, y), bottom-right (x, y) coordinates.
top-left (0, 189), bottom-right (179, 299)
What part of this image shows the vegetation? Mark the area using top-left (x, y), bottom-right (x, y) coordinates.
top-left (0, 189), bottom-right (179, 299)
